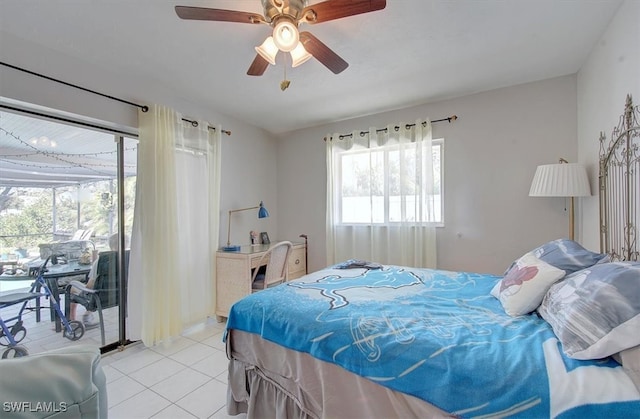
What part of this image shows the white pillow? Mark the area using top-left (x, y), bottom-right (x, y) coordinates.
top-left (492, 253), bottom-right (565, 317)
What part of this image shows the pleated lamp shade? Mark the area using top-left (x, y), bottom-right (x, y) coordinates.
top-left (529, 163), bottom-right (591, 197)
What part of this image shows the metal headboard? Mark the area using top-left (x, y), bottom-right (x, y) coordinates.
top-left (599, 94), bottom-right (640, 261)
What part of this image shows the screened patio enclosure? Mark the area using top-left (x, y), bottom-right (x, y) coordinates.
top-left (0, 109), bottom-right (137, 259)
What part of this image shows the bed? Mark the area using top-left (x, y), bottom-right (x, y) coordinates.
top-left (224, 96), bottom-right (640, 418)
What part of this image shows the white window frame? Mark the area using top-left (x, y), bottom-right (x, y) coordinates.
top-left (335, 138), bottom-right (444, 227)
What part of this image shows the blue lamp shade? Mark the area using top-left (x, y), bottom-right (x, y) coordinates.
top-left (258, 201), bottom-right (269, 218)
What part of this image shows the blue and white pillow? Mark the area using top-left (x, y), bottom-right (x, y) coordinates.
top-left (538, 261), bottom-right (640, 360)
top-left (504, 239), bottom-right (607, 275)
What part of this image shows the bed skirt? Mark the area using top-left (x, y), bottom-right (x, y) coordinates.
top-left (226, 329), bottom-right (451, 418)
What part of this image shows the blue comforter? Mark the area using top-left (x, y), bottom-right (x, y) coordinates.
top-left (226, 265), bottom-right (640, 417)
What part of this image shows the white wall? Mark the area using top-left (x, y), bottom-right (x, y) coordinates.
top-left (0, 32), bottom-right (279, 248)
top-left (277, 75), bottom-right (578, 274)
top-left (276, 0), bottom-right (639, 274)
top-left (577, 0), bottom-right (640, 251)
top-left (6, 0), bottom-right (635, 273)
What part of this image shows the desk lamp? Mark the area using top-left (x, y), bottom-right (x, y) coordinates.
top-left (529, 158), bottom-right (590, 241)
top-left (223, 201), bottom-right (269, 251)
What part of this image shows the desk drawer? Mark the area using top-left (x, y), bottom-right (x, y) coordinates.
top-left (250, 253), bottom-right (269, 269)
top-left (288, 246), bottom-right (306, 280)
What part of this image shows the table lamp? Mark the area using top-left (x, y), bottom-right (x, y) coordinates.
top-left (529, 158), bottom-right (590, 240)
top-left (223, 201), bottom-right (269, 251)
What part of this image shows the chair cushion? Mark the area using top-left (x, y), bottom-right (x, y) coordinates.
top-left (0, 345), bottom-right (107, 418)
top-left (252, 274), bottom-right (284, 290)
top-left (252, 274), bottom-right (265, 290)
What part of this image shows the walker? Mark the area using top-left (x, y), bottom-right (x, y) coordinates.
top-left (0, 256), bottom-right (85, 358)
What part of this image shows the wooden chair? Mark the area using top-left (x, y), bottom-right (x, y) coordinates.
top-left (251, 241), bottom-right (293, 292)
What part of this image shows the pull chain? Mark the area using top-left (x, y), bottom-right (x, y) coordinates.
top-left (280, 53), bottom-right (291, 91)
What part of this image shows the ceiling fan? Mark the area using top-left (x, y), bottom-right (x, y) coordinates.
top-left (175, 0), bottom-right (387, 77)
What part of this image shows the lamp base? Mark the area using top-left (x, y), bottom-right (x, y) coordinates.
top-left (222, 245), bottom-right (241, 252)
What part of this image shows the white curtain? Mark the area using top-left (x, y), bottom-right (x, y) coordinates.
top-left (128, 104), bottom-right (221, 346)
top-left (326, 119), bottom-right (437, 268)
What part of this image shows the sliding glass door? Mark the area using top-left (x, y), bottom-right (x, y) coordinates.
top-left (0, 108), bottom-right (136, 354)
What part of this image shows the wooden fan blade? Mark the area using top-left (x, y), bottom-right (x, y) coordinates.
top-left (247, 54), bottom-right (269, 76)
top-left (175, 6), bottom-right (264, 24)
top-left (299, 32), bottom-right (349, 74)
top-left (302, 0), bottom-right (386, 24)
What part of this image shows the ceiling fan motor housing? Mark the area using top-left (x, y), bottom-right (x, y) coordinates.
top-left (261, 0), bottom-right (307, 23)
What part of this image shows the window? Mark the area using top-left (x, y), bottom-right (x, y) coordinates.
top-left (337, 139), bottom-right (443, 225)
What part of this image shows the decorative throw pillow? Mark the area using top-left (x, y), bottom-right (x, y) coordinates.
top-left (492, 253), bottom-right (565, 317)
top-left (538, 262), bottom-right (640, 360)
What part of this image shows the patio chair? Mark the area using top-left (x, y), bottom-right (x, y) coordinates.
top-left (251, 241), bottom-right (293, 292)
top-left (70, 229), bottom-right (86, 241)
top-left (65, 250), bottom-right (129, 345)
top-left (78, 228), bottom-right (94, 241)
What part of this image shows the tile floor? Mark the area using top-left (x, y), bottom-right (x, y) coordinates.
top-left (0, 289), bottom-right (244, 418)
top-left (102, 319), bottom-right (242, 419)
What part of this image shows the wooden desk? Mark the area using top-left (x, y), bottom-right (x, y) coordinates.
top-left (215, 241), bottom-right (306, 320)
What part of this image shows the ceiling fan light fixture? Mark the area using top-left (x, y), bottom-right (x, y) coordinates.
top-left (175, 0), bottom-right (389, 77)
top-left (290, 42), bottom-right (312, 67)
top-left (255, 36), bottom-right (278, 65)
top-left (272, 18), bottom-right (299, 52)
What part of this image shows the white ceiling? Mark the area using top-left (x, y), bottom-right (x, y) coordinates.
top-left (0, 0), bottom-right (624, 135)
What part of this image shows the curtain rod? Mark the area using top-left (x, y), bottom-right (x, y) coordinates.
top-left (181, 118), bottom-right (231, 136)
top-left (1, 61), bottom-right (149, 112)
top-left (323, 115), bottom-right (457, 142)
top-left (2, 62), bottom-right (232, 136)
